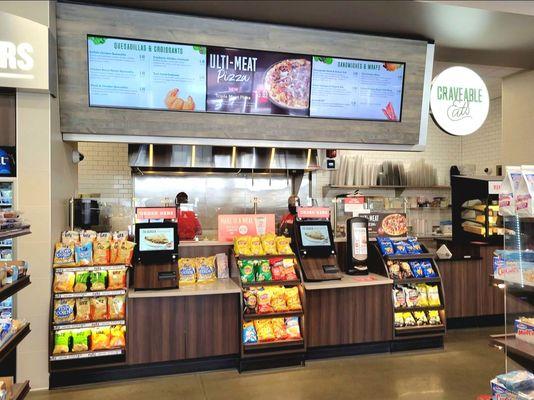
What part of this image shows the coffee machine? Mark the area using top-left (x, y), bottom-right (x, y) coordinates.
top-left (346, 216), bottom-right (369, 275)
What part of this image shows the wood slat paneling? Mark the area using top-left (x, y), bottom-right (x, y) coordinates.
top-left (306, 285), bottom-right (393, 347)
top-left (56, 3), bottom-right (430, 147)
top-left (478, 245), bottom-right (504, 316)
top-left (439, 260), bottom-right (479, 318)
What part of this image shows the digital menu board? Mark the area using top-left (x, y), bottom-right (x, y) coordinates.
top-left (87, 35), bottom-right (405, 122)
top-left (87, 36), bottom-right (206, 111)
top-left (309, 57), bottom-right (405, 121)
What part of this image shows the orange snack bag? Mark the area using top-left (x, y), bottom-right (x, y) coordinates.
top-left (115, 241), bottom-right (135, 265)
top-left (93, 240), bottom-right (111, 265)
top-left (90, 327), bottom-right (111, 351)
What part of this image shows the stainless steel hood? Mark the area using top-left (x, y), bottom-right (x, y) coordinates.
top-left (128, 144), bottom-right (320, 171)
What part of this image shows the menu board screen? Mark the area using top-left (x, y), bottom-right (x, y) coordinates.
top-left (310, 57), bottom-right (405, 121)
top-left (206, 47), bottom-right (311, 116)
top-left (87, 35), bottom-right (206, 111)
top-left (299, 225), bottom-right (332, 247)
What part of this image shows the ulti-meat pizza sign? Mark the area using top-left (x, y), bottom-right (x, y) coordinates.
top-left (430, 66), bottom-right (489, 136)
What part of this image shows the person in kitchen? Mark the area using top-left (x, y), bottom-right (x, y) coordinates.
top-left (279, 195), bottom-right (300, 237)
top-left (175, 192), bottom-right (202, 241)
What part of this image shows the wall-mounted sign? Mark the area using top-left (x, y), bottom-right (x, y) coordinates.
top-left (0, 11), bottom-right (51, 92)
top-left (217, 214), bottom-right (275, 241)
top-left (430, 66), bottom-right (489, 136)
top-left (135, 207), bottom-right (176, 221)
top-left (358, 212), bottom-right (407, 238)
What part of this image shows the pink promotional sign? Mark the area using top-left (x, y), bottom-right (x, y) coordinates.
top-left (297, 207), bottom-right (330, 219)
top-left (217, 214), bottom-right (276, 241)
top-left (136, 207), bottom-right (177, 221)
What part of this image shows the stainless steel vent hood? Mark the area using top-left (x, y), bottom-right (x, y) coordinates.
top-left (129, 144), bottom-right (320, 171)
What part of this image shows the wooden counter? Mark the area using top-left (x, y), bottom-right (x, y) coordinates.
top-left (129, 279), bottom-right (241, 298)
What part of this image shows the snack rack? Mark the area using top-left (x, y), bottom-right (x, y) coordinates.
top-left (0, 226), bottom-right (32, 400)
top-left (48, 264), bottom-right (129, 373)
top-left (230, 252), bottom-right (307, 371)
top-left (368, 242), bottom-right (447, 344)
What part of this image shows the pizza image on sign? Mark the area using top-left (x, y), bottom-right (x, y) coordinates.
top-left (264, 59), bottom-right (311, 110)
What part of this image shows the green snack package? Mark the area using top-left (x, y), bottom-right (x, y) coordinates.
top-left (239, 260), bottom-right (255, 283)
top-left (256, 260), bottom-right (272, 282)
top-left (71, 329), bottom-right (90, 352)
top-left (90, 271), bottom-right (107, 291)
top-left (53, 330), bottom-right (71, 354)
top-left (74, 271), bottom-right (90, 292)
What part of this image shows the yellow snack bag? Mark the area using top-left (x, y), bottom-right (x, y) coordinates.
top-left (196, 256), bottom-right (216, 283)
top-left (284, 287), bottom-right (302, 311)
top-left (261, 233), bottom-right (277, 255)
top-left (250, 236), bottom-right (264, 256)
top-left (179, 258), bottom-right (196, 285)
top-left (254, 319), bottom-right (275, 342)
top-left (53, 242), bottom-right (76, 267)
top-left (415, 284), bottom-right (429, 307)
top-left (270, 286), bottom-right (288, 312)
top-left (234, 236), bottom-right (252, 256)
top-left (275, 236), bottom-right (293, 255)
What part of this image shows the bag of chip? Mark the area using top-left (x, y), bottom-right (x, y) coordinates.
top-left (387, 261), bottom-right (401, 279)
top-left (234, 236), bottom-right (252, 256)
top-left (74, 271), bottom-right (89, 292)
top-left (75, 298), bottom-right (90, 322)
top-left (108, 269), bottom-right (127, 290)
top-left (62, 230), bottom-right (79, 245)
top-left (96, 232), bottom-right (112, 243)
top-left (80, 230), bottom-right (97, 244)
top-left (196, 256), bottom-right (216, 283)
top-left (394, 312), bottom-right (404, 327)
top-left (275, 236), bottom-right (293, 255)
top-left (377, 237), bottom-right (395, 256)
top-left (392, 287), bottom-right (406, 308)
top-left (269, 258), bottom-right (284, 281)
top-left (402, 312), bottom-right (416, 326)
top-left (256, 288), bottom-right (273, 314)
top-left (108, 295), bottom-right (126, 320)
top-left (116, 241), bottom-right (135, 265)
top-left (254, 319), bottom-right (275, 342)
top-left (400, 262), bottom-right (413, 279)
top-left (110, 241), bottom-right (121, 265)
top-left (427, 310), bottom-right (441, 325)
top-left (53, 331), bottom-right (71, 354)
top-left (261, 233), bottom-right (277, 255)
top-left (414, 311), bottom-right (428, 326)
top-left (242, 321), bottom-right (258, 344)
top-left (90, 271), bottom-right (107, 291)
top-left (426, 284), bottom-right (441, 306)
top-left (250, 236), bottom-right (264, 256)
top-left (53, 271), bottom-right (75, 293)
top-left (282, 259), bottom-right (298, 281)
top-left (409, 261), bottom-right (425, 278)
top-left (285, 317), bottom-right (301, 339)
top-left (93, 240), bottom-right (111, 265)
top-left (90, 327), bottom-right (111, 350)
top-left (407, 237), bottom-right (423, 254)
top-left (404, 286), bottom-right (419, 308)
top-left (255, 259), bottom-right (272, 282)
top-left (271, 318), bottom-right (288, 340)
top-left (393, 241), bottom-right (408, 254)
top-left (415, 284), bottom-right (429, 307)
top-left (284, 287), bottom-right (302, 311)
top-left (75, 242), bottom-right (93, 266)
top-left (243, 289), bottom-right (258, 314)
top-left (404, 242), bottom-right (415, 254)
top-left (90, 297), bottom-right (108, 320)
top-left (270, 286), bottom-right (288, 312)
top-left (110, 325), bottom-right (126, 348)
top-left (421, 260), bottom-right (437, 278)
top-left (179, 258), bottom-right (196, 285)
top-left (54, 299), bottom-right (75, 324)
top-left (238, 260), bottom-right (255, 283)
top-left (53, 242), bottom-right (76, 267)
top-left (71, 329), bottom-right (90, 352)
top-left (112, 231), bottom-right (128, 242)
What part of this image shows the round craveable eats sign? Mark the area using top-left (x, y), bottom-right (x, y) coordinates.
top-left (430, 66), bottom-right (489, 136)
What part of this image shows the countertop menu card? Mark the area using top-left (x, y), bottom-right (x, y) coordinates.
top-left (87, 36), bottom-right (207, 111)
top-left (310, 57), bottom-right (404, 121)
top-left (206, 47), bottom-right (312, 116)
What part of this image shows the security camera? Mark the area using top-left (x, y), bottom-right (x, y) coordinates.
top-left (72, 150), bottom-right (85, 164)
top-left (483, 167), bottom-right (493, 175)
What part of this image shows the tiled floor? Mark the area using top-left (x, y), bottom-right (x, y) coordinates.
top-left (29, 327), bottom-right (504, 400)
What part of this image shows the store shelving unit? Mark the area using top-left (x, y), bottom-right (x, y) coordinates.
top-left (231, 252), bottom-right (306, 371)
top-left (369, 243), bottom-right (446, 342)
top-left (11, 381), bottom-right (30, 400)
top-left (49, 264), bottom-right (129, 372)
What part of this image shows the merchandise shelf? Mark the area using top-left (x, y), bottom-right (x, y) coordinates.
top-left (0, 323), bottom-right (31, 362)
top-left (0, 275), bottom-right (30, 302)
top-left (53, 289), bottom-right (126, 299)
top-left (11, 381), bottom-right (30, 400)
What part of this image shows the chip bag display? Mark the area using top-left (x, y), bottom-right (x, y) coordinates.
top-left (393, 241), bottom-right (408, 254)
top-left (414, 311), bottom-right (428, 326)
top-left (90, 271), bottom-right (107, 291)
top-left (108, 295), bottom-right (126, 320)
top-left (261, 233), bottom-right (277, 255)
top-left (110, 325), bottom-right (126, 348)
top-left (257, 288), bottom-right (273, 314)
top-left (53, 271), bottom-right (75, 293)
top-left (377, 237), bottom-right (395, 256)
top-left (402, 312), bottom-right (416, 326)
top-left (93, 240), bottom-right (111, 265)
top-left (53, 242), bottom-right (76, 267)
top-left (404, 286), bottom-right (419, 308)
top-left (392, 287), bottom-right (406, 308)
top-left (282, 259), bottom-right (298, 281)
top-left (270, 258), bottom-right (284, 281)
top-left (62, 230), bottom-right (79, 245)
top-left (90, 296), bottom-right (108, 320)
top-left (108, 269), bottom-right (127, 290)
top-left (254, 319), bottom-right (275, 342)
top-left (90, 327), bottom-right (111, 351)
top-left (285, 317), bottom-right (301, 339)
top-left (387, 261), bottom-right (402, 279)
top-left (271, 318), bottom-right (288, 340)
top-left (53, 331), bottom-right (71, 354)
top-left (394, 312), bottom-right (404, 328)
top-left (74, 271), bottom-right (90, 292)
top-left (116, 240), bottom-right (135, 265)
top-left (196, 256), bottom-right (216, 284)
top-left (400, 262), bottom-right (413, 279)
top-left (234, 236), bottom-right (252, 256)
top-left (242, 322), bottom-right (258, 344)
top-left (96, 232), bottom-right (112, 243)
top-left (415, 284), bottom-right (429, 307)
top-left (238, 260), bottom-right (255, 283)
top-left (80, 230), bottom-right (97, 244)
top-left (275, 236), bottom-right (293, 255)
top-left (179, 258), bottom-right (196, 285)
top-left (243, 289), bottom-right (258, 314)
top-left (426, 284), bottom-right (441, 306)
top-left (270, 286), bottom-right (288, 312)
top-left (421, 260), bottom-right (437, 278)
top-left (110, 240), bottom-right (121, 265)
top-left (71, 329), bottom-right (90, 352)
top-left (250, 236), bottom-right (264, 256)
top-left (284, 287), bottom-right (302, 311)
top-left (75, 298), bottom-right (91, 322)
top-left (75, 242), bottom-right (93, 266)
top-left (255, 260), bottom-right (272, 282)
top-left (53, 299), bottom-right (75, 324)
top-left (407, 237), bottom-right (423, 254)
top-left (409, 261), bottom-right (424, 278)
top-left (427, 310), bottom-right (441, 325)
top-left (113, 231), bottom-right (128, 242)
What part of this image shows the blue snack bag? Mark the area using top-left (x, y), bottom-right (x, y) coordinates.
top-left (242, 322), bottom-right (258, 344)
top-left (409, 261), bottom-right (425, 278)
top-left (421, 260), bottom-right (437, 277)
top-left (407, 237), bottom-right (423, 254)
top-left (75, 242), bottom-right (93, 266)
top-left (377, 237), bottom-right (395, 256)
top-left (393, 241), bottom-right (408, 254)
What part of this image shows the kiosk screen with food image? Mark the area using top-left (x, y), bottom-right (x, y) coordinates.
top-left (139, 227), bottom-right (175, 251)
top-left (299, 225), bottom-right (331, 247)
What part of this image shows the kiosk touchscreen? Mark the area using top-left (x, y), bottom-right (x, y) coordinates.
top-left (294, 219), bottom-right (341, 281)
top-left (346, 217), bottom-right (369, 275)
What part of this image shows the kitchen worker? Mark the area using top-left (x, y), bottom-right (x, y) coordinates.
top-left (175, 192), bottom-right (202, 241)
top-left (279, 195), bottom-right (300, 238)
